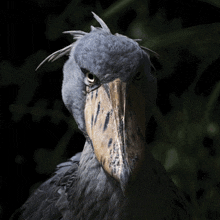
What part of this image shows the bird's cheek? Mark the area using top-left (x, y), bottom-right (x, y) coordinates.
top-left (123, 83), bottom-right (147, 181)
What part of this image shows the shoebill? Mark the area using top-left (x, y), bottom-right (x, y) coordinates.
top-left (17, 12), bottom-right (191, 220)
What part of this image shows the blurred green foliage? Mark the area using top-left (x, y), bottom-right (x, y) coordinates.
top-left (2, 0), bottom-right (220, 219)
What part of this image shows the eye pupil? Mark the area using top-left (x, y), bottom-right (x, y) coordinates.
top-left (88, 73), bottom-right (94, 80)
top-left (87, 72), bottom-right (95, 83)
top-left (135, 72), bottom-right (142, 80)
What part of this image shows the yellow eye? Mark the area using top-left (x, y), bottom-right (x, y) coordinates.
top-left (86, 72), bottom-right (95, 83)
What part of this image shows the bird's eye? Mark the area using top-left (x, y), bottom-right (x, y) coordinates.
top-left (86, 72), bottom-right (96, 84)
top-left (134, 71), bottom-right (142, 81)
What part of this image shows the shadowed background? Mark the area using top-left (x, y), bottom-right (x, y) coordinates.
top-left (1, 0), bottom-right (220, 219)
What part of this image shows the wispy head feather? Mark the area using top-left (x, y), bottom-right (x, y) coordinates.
top-left (91, 12), bottom-right (111, 33)
top-left (36, 12), bottom-right (157, 70)
top-left (36, 12), bottom-right (111, 70)
top-left (63, 30), bottom-right (88, 40)
top-left (36, 44), bottom-right (74, 70)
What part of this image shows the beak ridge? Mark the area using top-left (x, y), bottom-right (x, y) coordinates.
top-left (84, 78), bottom-right (147, 191)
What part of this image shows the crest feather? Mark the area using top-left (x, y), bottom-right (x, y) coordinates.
top-left (140, 46), bottom-right (159, 58)
top-left (36, 12), bottom-right (112, 70)
top-left (92, 12), bottom-right (110, 33)
top-left (63, 30), bottom-right (87, 40)
top-left (36, 12), bottom-right (157, 71)
top-left (36, 44), bottom-right (74, 70)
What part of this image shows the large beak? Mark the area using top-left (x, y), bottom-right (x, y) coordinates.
top-left (84, 78), bottom-right (147, 192)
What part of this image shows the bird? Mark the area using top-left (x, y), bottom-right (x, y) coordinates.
top-left (14, 12), bottom-right (191, 220)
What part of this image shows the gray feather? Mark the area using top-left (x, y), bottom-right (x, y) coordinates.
top-left (35, 44), bottom-right (74, 70)
top-left (92, 12), bottom-right (111, 33)
top-left (20, 153), bottom-right (81, 220)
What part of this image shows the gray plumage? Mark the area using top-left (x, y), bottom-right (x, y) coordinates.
top-left (16, 12), bottom-right (191, 220)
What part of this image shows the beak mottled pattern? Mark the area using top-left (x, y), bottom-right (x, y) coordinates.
top-left (84, 78), bottom-right (147, 190)
top-left (85, 79), bottom-right (125, 182)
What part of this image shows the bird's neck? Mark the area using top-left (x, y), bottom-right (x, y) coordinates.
top-left (71, 141), bottom-right (190, 220)
top-left (69, 140), bottom-right (126, 219)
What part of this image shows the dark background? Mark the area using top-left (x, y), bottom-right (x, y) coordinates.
top-left (1, 0), bottom-right (220, 219)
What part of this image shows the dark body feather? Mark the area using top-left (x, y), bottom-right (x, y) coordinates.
top-left (18, 141), bottom-right (190, 220)
top-left (14, 13), bottom-right (191, 220)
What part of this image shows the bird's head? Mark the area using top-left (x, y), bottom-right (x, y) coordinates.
top-left (38, 12), bottom-right (157, 193)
